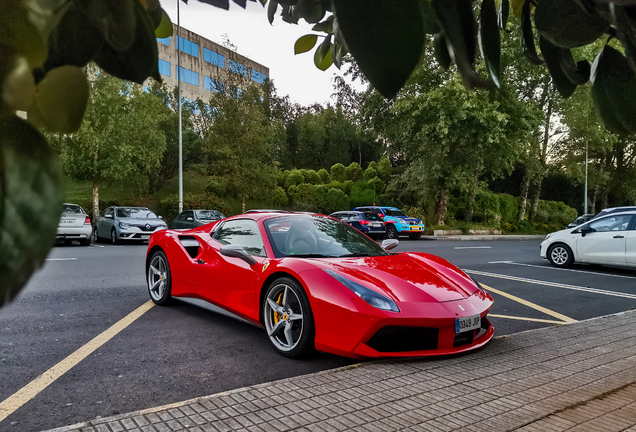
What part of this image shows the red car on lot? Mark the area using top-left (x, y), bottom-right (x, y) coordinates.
top-left (146, 212), bottom-right (494, 359)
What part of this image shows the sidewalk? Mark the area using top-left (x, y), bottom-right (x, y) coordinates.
top-left (46, 310), bottom-right (636, 432)
top-left (420, 235), bottom-right (546, 241)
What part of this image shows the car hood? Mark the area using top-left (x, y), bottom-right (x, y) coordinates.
top-left (118, 217), bottom-right (165, 225)
top-left (304, 252), bottom-right (478, 303)
top-left (385, 216), bottom-right (422, 224)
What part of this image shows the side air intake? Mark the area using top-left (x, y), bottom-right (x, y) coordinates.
top-left (178, 236), bottom-right (200, 258)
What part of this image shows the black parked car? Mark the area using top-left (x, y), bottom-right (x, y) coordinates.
top-left (171, 209), bottom-right (226, 229)
top-left (330, 211), bottom-right (386, 240)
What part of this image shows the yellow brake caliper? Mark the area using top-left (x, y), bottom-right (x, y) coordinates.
top-left (273, 293), bottom-right (283, 323)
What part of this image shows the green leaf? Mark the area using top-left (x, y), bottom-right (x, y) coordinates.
top-left (86, 0), bottom-right (136, 53)
top-left (591, 45), bottom-right (636, 135)
top-left (511, 0), bottom-right (524, 19)
top-left (433, 32), bottom-right (452, 69)
top-left (198, 0), bottom-right (230, 9)
top-left (297, 0), bottom-right (324, 24)
top-left (147, 3), bottom-right (163, 29)
top-left (267, 0), bottom-right (278, 24)
top-left (535, 0), bottom-right (610, 48)
top-left (155, 9), bottom-right (174, 38)
top-left (498, 0), bottom-right (509, 30)
top-left (539, 37), bottom-right (577, 98)
top-left (558, 49), bottom-right (590, 85)
top-left (2, 56), bottom-right (36, 112)
top-left (419, 1), bottom-right (441, 35)
top-left (314, 37), bottom-right (333, 70)
top-left (521, 0), bottom-right (544, 65)
top-left (93, 0), bottom-right (159, 84)
top-left (28, 66), bottom-right (90, 134)
top-left (281, 5), bottom-right (300, 24)
top-left (612, 5), bottom-right (636, 75)
top-left (479, 0), bottom-right (501, 88)
top-left (294, 34), bottom-right (318, 54)
top-left (0, 115), bottom-right (64, 307)
top-left (333, 0), bottom-right (425, 99)
top-left (312, 15), bottom-right (334, 33)
top-left (0, 2), bottom-right (48, 69)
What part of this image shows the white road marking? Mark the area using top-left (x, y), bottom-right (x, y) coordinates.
top-left (454, 246), bottom-right (492, 249)
top-left (488, 261), bottom-right (636, 280)
top-left (467, 269), bottom-right (636, 300)
top-left (45, 258), bottom-right (77, 261)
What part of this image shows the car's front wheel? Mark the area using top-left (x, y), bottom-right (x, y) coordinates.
top-left (548, 243), bottom-right (574, 268)
top-left (110, 229), bottom-right (119, 245)
top-left (263, 277), bottom-right (314, 358)
top-left (147, 250), bottom-right (172, 305)
top-left (386, 225), bottom-right (399, 239)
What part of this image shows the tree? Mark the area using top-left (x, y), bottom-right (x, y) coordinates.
top-left (57, 66), bottom-right (166, 220)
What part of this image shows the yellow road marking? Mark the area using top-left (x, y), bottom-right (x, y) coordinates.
top-left (0, 300), bottom-right (154, 423)
top-left (488, 314), bottom-right (568, 325)
top-left (480, 283), bottom-right (576, 324)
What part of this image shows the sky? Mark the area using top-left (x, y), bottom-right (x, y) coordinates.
top-left (161, 0), bottom-right (353, 107)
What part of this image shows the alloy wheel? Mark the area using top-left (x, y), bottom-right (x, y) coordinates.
top-left (148, 254), bottom-right (168, 301)
top-left (111, 230), bottom-right (117, 245)
top-left (550, 246), bottom-right (569, 265)
top-left (387, 226), bottom-right (398, 239)
top-left (263, 284), bottom-right (304, 352)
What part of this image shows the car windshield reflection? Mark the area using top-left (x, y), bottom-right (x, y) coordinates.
top-left (117, 208), bottom-right (158, 218)
top-left (264, 216), bottom-right (388, 259)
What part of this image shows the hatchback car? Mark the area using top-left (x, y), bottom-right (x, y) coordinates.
top-left (330, 211), bottom-right (386, 240)
top-left (541, 211), bottom-right (636, 268)
top-left (171, 209), bottom-right (226, 229)
top-left (353, 206), bottom-right (425, 240)
top-left (57, 203), bottom-right (92, 246)
top-left (94, 206), bottom-right (168, 244)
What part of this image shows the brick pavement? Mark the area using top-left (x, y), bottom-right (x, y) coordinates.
top-left (45, 310), bottom-right (636, 432)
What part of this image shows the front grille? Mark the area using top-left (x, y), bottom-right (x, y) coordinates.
top-left (454, 330), bottom-right (475, 347)
top-left (366, 326), bottom-right (438, 352)
top-left (136, 224), bottom-right (158, 232)
top-left (407, 220), bottom-right (419, 225)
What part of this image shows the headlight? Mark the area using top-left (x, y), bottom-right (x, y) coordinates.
top-left (324, 269), bottom-right (400, 312)
top-left (119, 222), bottom-right (131, 229)
top-left (469, 275), bottom-right (487, 295)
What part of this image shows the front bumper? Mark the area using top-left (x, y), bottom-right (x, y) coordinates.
top-left (119, 226), bottom-right (167, 240)
top-left (540, 240), bottom-right (549, 259)
top-left (57, 226), bottom-right (92, 240)
top-left (396, 224), bottom-right (425, 233)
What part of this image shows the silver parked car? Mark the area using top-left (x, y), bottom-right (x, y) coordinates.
top-left (171, 209), bottom-right (225, 229)
top-left (57, 203), bottom-right (92, 246)
top-left (94, 206), bottom-right (168, 244)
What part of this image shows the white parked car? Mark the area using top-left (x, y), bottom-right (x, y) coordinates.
top-left (57, 203), bottom-right (92, 246)
top-left (540, 211), bottom-right (636, 268)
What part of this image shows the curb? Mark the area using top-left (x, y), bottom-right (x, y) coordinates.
top-left (420, 235), bottom-right (546, 241)
top-left (41, 308), bottom-right (635, 432)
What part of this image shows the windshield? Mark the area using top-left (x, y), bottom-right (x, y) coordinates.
top-left (196, 210), bottom-right (224, 220)
top-left (383, 209), bottom-right (406, 217)
top-left (116, 208), bottom-right (157, 218)
top-left (62, 204), bottom-right (84, 214)
top-left (264, 216), bottom-right (389, 258)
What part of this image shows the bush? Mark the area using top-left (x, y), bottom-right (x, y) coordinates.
top-left (327, 180), bottom-right (353, 195)
top-left (345, 162), bottom-right (363, 181)
top-left (330, 163), bottom-right (346, 182)
top-left (205, 177), bottom-right (226, 197)
top-left (377, 157), bottom-right (392, 181)
top-left (349, 180), bottom-right (376, 208)
top-left (537, 200), bottom-right (578, 227)
top-left (272, 186), bottom-right (288, 207)
top-left (363, 167), bottom-right (378, 180)
top-left (404, 206), bottom-right (426, 225)
top-left (160, 193), bottom-right (232, 223)
top-left (285, 169), bottom-right (305, 189)
top-left (498, 193), bottom-right (518, 223)
top-left (277, 170), bottom-right (289, 188)
top-left (326, 188), bottom-right (350, 213)
top-left (367, 176), bottom-right (385, 194)
top-left (317, 168), bottom-right (330, 184)
top-left (304, 170), bottom-right (322, 185)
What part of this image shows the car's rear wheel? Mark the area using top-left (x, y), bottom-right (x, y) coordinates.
top-left (111, 229), bottom-right (119, 245)
top-left (94, 228), bottom-right (100, 243)
top-left (548, 243), bottom-right (574, 268)
top-left (263, 277), bottom-right (314, 358)
top-left (409, 233), bottom-right (422, 240)
top-left (147, 250), bottom-right (172, 305)
top-left (386, 225), bottom-right (399, 239)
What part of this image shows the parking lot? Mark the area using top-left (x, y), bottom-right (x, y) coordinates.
top-left (1, 238), bottom-right (636, 431)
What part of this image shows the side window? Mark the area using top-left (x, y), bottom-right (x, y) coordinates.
top-left (215, 219), bottom-right (265, 256)
top-left (350, 214), bottom-right (359, 220)
top-left (177, 212), bottom-right (188, 220)
top-left (185, 211), bottom-right (194, 220)
top-left (588, 215), bottom-right (633, 232)
top-left (104, 208), bottom-right (114, 217)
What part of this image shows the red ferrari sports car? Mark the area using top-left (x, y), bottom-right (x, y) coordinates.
top-left (145, 212), bottom-right (494, 358)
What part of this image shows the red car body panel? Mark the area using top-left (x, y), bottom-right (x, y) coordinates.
top-left (146, 212), bottom-right (495, 358)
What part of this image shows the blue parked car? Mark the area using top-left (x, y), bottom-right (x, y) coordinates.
top-left (353, 206), bottom-right (425, 240)
top-left (330, 211), bottom-right (386, 240)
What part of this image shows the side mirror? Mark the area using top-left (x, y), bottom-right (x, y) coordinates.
top-left (105, 214), bottom-right (113, 219)
top-left (158, 215), bottom-right (163, 219)
top-left (220, 244), bottom-right (257, 266)
top-left (381, 239), bottom-right (399, 251)
top-left (187, 217), bottom-right (193, 221)
top-left (580, 226), bottom-right (595, 237)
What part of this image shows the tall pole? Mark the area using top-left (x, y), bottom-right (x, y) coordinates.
top-left (584, 140), bottom-right (588, 215)
top-left (177, 0), bottom-right (183, 214)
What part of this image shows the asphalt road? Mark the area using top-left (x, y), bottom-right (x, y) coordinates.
top-left (2, 238), bottom-right (636, 431)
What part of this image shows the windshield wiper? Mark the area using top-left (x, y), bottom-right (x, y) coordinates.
top-left (285, 254), bottom-right (336, 258)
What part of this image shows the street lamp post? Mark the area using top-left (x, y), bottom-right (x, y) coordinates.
top-left (584, 140), bottom-right (588, 215)
top-left (177, 0), bottom-right (183, 214)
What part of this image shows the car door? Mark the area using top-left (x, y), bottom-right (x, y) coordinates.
top-left (576, 215), bottom-right (633, 264)
top-left (183, 211), bottom-right (195, 229)
top-left (200, 219), bottom-right (266, 321)
top-left (625, 217), bottom-right (636, 265)
top-left (99, 208), bottom-right (114, 237)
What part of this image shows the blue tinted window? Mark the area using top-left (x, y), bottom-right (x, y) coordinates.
top-left (157, 37), bottom-right (170, 46)
top-left (183, 98), bottom-right (200, 115)
top-left (177, 37), bottom-right (199, 58)
top-left (251, 70), bottom-right (266, 84)
top-left (158, 59), bottom-right (171, 77)
top-left (229, 86), bottom-right (243, 98)
top-left (204, 76), bottom-right (225, 93)
top-left (203, 48), bottom-right (225, 68)
top-left (176, 66), bottom-right (199, 86)
top-left (229, 60), bottom-right (248, 77)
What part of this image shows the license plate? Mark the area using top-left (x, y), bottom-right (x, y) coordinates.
top-left (60, 219), bottom-right (74, 224)
top-left (410, 226), bottom-right (421, 231)
top-left (456, 314), bottom-right (480, 333)
top-left (372, 223), bottom-right (382, 227)
top-left (141, 235), bottom-right (150, 240)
